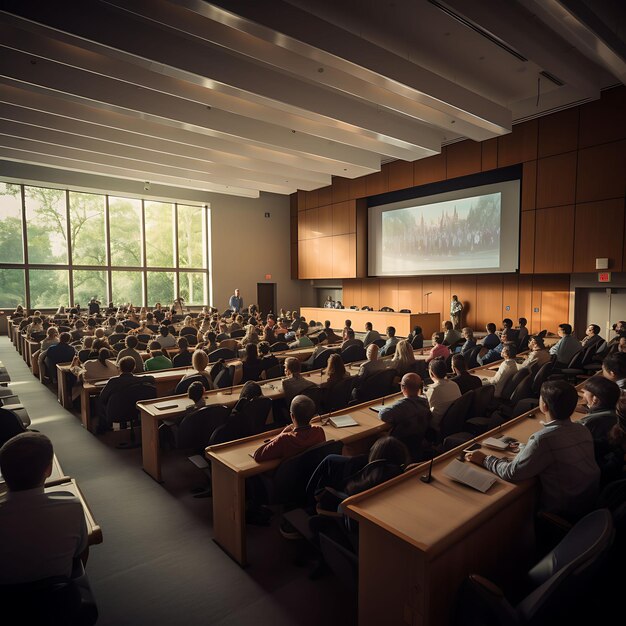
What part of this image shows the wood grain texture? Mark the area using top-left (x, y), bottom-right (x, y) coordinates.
top-left (481, 137), bottom-right (498, 171)
top-left (414, 149), bottom-right (446, 186)
top-left (365, 169), bottom-right (389, 197)
top-left (538, 107), bottom-right (579, 158)
top-left (446, 140), bottom-right (482, 179)
top-left (519, 210), bottom-right (536, 274)
top-left (331, 176), bottom-right (351, 203)
top-left (536, 151), bottom-right (577, 208)
top-left (574, 199), bottom-right (625, 272)
top-left (304, 188), bottom-right (319, 209)
top-left (497, 119), bottom-right (538, 167)
top-left (386, 160), bottom-right (414, 191)
top-left (317, 185), bottom-right (332, 207)
top-left (578, 86), bottom-right (626, 148)
top-left (317, 203), bottom-right (333, 238)
top-left (379, 278), bottom-right (399, 312)
top-left (318, 236), bottom-right (333, 278)
top-left (521, 160), bottom-right (537, 211)
top-left (576, 140), bottom-right (626, 203)
top-left (475, 274), bottom-right (503, 328)
top-left (332, 200), bottom-right (353, 236)
top-left (534, 206), bottom-right (574, 273)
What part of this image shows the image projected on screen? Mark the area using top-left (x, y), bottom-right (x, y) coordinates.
top-left (381, 192), bottom-right (501, 273)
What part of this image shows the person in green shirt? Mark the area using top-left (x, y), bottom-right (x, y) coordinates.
top-left (144, 341), bottom-right (173, 371)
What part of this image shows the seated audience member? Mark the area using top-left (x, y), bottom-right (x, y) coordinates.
top-left (144, 341), bottom-right (173, 372)
top-left (467, 380), bottom-right (600, 522)
top-left (77, 347), bottom-right (119, 383)
top-left (156, 325), bottom-right (177, 349)
top-left (320, 320), bottom-right (341, 344)
top-left (281, 357), bottom-right (317, 405)
top-left (258, 341), bottom-right (279, 374)
top-left (172, 336), bottom-right (193, 368)
top-left (579, 376), bottom-right (620, 441)
top-left (181, 381), bottom-right (206, 418)
top-left (363, 322), bottom-right (381, 347)
top-left (45, 332), bottom-right (76, 378)
top-left (518, 335), bottom-right (552, 370)
top-left (116, 334), bottom-right (144, 374)
top-left (442, 320), bottom-right (462, 347)
top-left (517, 317), bottom-right (529, 344)
top-left (289, 327), bottom-right (314, 349)
top-left (426, 358), bottom-right (461, 432)
top-left (341, 327), bottom-right (363, 351)
top-left (407, 325), bottom-right (424, 349)
top-left (229, 315), bottom-right (243, 333)
top-left (274, 319), bottom-right (289, 341)
top-left (253, 395), bottom-right (325, 462)
top-left (323, 295), bottom-right (335, 309)
top-left (501, 318), bottom-right (518, 343)
top-left (26, 316), bottom-right (44, 339)
top-left (231, 380), bottom-right (263, 415)
top-left (241, 324), bottom-right (260, 347)
top-left (97, 356), bottom-right (155, 433)
top-left (218, 335), bottom-right (240, 353)
top-left (456, 327), bottom-right (476, 356)
top-left (594, 396), bottom-right (626, 485)
top-left (619, 337), bottom-right (626, 354)
top-left (203, 331), bottom-right (218, 354)
top-left (378, 373), bottom-right (431, 460)
top-left (324, 353), bottom-right (349, 391)
top-left (601, 352), bottom-right (626, 392)
top-left (450, 354), bottom-right (482, 394)
top-left (426, 332), bottom-right (450, 363)
top-left (334, 300), bottom-right (344, 309)
top-left (549, 323), bottom-right (582, 368)
top-left (41, 326), bottom-right (59, 351)
top-left (478, 329), bottom-right (513, 366)
top-left (356, 343), bottom-right (387, 381)
top-left (482, 345), bottom-right (518, 398)
top-left (581, 324), bottom-right (604, 350)
top-left (380, 326), bottom-right (399, 356)
top-left (180, 350), bottom-right (214, 389)
top-left (389, 339), bottom-right (417, 376)
top-left (241, 343), bottom-right (264, 383)
top-left (482, 323), bottom-right (500, 350)
top-left (0, 432), bottom-right (89, 585)
top-left (608, 320), bottom-right (626, 347)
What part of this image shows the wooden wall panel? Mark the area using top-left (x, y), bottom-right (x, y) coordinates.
top-left (576, 140), bottom-right (626, 203)
top-left (521, 160), bottom-right (537, 211)
top-left (296, 190), bottom-right (306, 211)
top-left (481, 138), bottom-right (498, 171)
top-left (536, 152), bottom-right (577, 208)
top-left (579, 86), bottom-right (626, 148)
top-left (519, 210), bottom-right (535, 274)
top-left (317, 204), bottom-right (333, 238)
top-left (538, 107), bottom-right (579, 158)
top-left (365, 169), bottom-right (389, 197)
top-left (342, 280), bottom-right (356, 307)
top-left (332, 201), bottom-right (352, 236)
top-left (517, 275), bottom-right (533, 332)
top-left (387, 161), bottom-right (414, 192)
top-left (533, 275), bottom-right (570, 334)
top-left (414, 150), bottom-right (446, 186)
top-left (318, 185), bottom-right (333, 208)
top-left (534, 206), bottom-right (574, 273)
top-left (361, 279), bottom-right (381, 311)
top-left (497, 119), bottom-right (538, 167)
top-left (379, 279), bottom-right (399, 312)
top-left (450, 275), bottom-right (477, 329)
top-left (305, 188), bottom-right (319, 209)
top-left (290, 242), bottom-right (298, 279)
top-left (350, 176), bottom-right (367, 200)
top-left (318, 237), bottom-right (333, 278)
top-left (306, 208), bottom-right (319, 240)
top-left (446, 140), bottom-right (481, 179)
top-left (332, 176), bottom-right (351, 203)
top-left (397, 277), bottom-right (422, 314)
top-left (574, 199), bottom-right (625, 272)
top-left (349, 233), bottom-right (357, 279)
top-left (502, 274), bottom-right (519, 324)
top-left (475, 275), bottom-right (503, 329)
top-left (422, 277), bottom-right (445, 319)
top-left (290, 213), bottom-right (298, 243)
top-left (332, 235), bottom-right (351, 279)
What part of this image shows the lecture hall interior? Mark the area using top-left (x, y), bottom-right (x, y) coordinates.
top-left (0, 1), bottom-right (625, 625)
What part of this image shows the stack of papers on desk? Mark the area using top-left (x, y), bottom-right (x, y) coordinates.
top-left (482, 437), bottom-right (510, 450)
top-left (443, 459), bottom-right (497, 493)
top-left (329, 414), bottom-right (358, 428)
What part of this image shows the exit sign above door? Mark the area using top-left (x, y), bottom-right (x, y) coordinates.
top-left (598, 272), bottom-right (611, 283)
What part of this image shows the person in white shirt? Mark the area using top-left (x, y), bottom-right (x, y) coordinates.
top-left (482, 345), bottom-right (518, 398)
top-left (156, 325), bottom-right (177, 349)
top-left (426, 358), bottom-right (461, 432)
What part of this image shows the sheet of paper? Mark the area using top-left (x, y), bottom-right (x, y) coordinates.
top-left (442, 459), bottom-right (497, 493)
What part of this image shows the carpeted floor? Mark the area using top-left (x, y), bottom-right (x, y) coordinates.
top-left (1, 338), bottom-right (356, 626)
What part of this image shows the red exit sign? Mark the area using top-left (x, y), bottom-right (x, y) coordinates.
top-left (598, 272), bottom-right (611, 283)
top-left (265, 274), bottom-right (272, 280)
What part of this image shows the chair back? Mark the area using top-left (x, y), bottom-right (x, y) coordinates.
top-left (466, 345), bottom-right (482, 370)
top-left (264, 363), bottom-right (284, 380)
top-left (508, 371), bottom-right (532, 406)
top-left (372, 338), bottom-right (386, 348)
top-left (174, 374), bottom-right (211, 395)
top-left (565, 348), bottom-right (584, 369)
top-left (270, 341), bottom-right (289, 352)
top-left (439, 391), bottom-right (474, 441)
top-left (340, 344), bottom-right (366, 363)
top-left (380, 306), bottom-right (394, 312)
top-left (323, 377), bottom-right (356, 412)
top-left (319, 532), bottom-right (358, 592)
top-left (312, 348), bottom-right (334, 370)
top-left (579, 344), bottom-right (597, 367)
top-left (176, 404), bottom-right (231, 450)
top-left (0, 407), bottom-right (27, 447)
top-left (536, 329), bottom-right (548, 339)
top-left (78, 349), bottom-right (91, 363)
top-left (208, 348), bottom-right (236, 363)
top-left (106, 383), bottom-right (157, 423)
top-left (137, 333), bottom-right (152, 344)
top-left (518, 334), bottom-right (530, 352)
top-left (300, 385), bottom-right (324, 413)
top-left (500, 368), bottom-right (529, 401)
top-left (532, 360), bottom-right (555, 396)
top-left (270, 440), bottom-right (343, 505)
top-left (179, 327), bottom-right (197, 337)
top-left (355, 368), bottom-right (398, 402)
top-left (230, 329), bottom-right (246, 338)
top-left (236, 396), bottom-right (273, 436)
top-left (470, 384), bottom-right (495, 419)
top-left (410, 334), bottom-right (423, 349)
top-left (399, 309), bottom-right (411, 313)
top-left (214, 365), bottom-right (235, 389)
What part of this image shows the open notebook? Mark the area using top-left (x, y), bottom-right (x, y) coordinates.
top-left (442, 459), bottom-right (497, 493)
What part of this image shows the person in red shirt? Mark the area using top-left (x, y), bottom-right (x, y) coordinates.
top-left (253, 395), bottom-right (325, 462)
top-left (426, 332), bottom-right (450, 363)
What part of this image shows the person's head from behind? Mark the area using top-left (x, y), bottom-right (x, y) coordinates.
top-left (461, 327), bottom-right (473, 340)
top-left (290, 394), bottom-right (316, 427)
top-left (366, 343), bottom-right (379, 362)
top-left (432, 332), bottom-right (444, 345)
top-left (602, 352), bottom-right (626, 382)
top-left (159, 325), bottom-right (169, 337)
top-left (245, 343), bottom-right (259, 362)
top-left (324, 320), bottom-right (331, 330)
top-left (114, 324), bottom-right (125, 333)
top-left (413, 325), bottom-right (422, 336)
top-left (0, 432), bottom-right (53, 491)
top-left (59, 332), bottom-right (71, 344)
top-left (486, 323), bottom-right (496, 334)
top-left (429, 358), bottom-right (447, 381)
top-left (502, 318), bottom-right (513, 329)
top-left (400, 372), bottom-right (423, 397)
top-left (97, 347), bottom-right (110, 365)
top-left (125, 334), bottom-right (138, 349)
top-left (119, 355), bottom-right (136, 374)
top-left (368, 436), bottom-right (410, 467)
top-left (365, 322), bottom-right (373, 331)
top-left (205, 331), bottom-right (216, 345)
top-left (47, 326), bottom-right (59, 339)
top-left (387, 326), bottom-right (396, 338)
top-left (83, 336), bottom-right (94, 350)
top-left (451, 353), bottom-right (468, 374)
top-left (582, 376), bottom-right (620, 412)
top-left (529, 336), bottom-right (545, 351)
top-left (558, 323), bottom-right (573, 336)
top-left (240, 380), bottom-right (262, 401)
top-left (539, 380), bottom-right (578, 421)
top-left (187, 381), bottom-right (204, 404)
top-left (519, 317), bottom-right (527, 328)
top-left (501, 345), bottom-right (516, 360)
top-left (443, 320), bottom-right (453, 331)
top-left (285, 356), bottom-right (301, 377)
top-left (149, 340), bottom-right (162, 355)
top-left (394, 339), bottom-right (414, 363)
top-left (345, 328), bottom-right (355, 340)
top-left (327, 353), bottom-right (346, 379)
top-left (344, 319), bottom-right (352, 329)
top-left (94, 328), bottom-right (105, 340)
top-left (192, 349), bottom-right (208, 373)
top-left (177, 336), bottom-right (189, 352)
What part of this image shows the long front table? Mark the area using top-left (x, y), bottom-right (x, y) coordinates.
top-left (301, 308), bottom-right (440, 337)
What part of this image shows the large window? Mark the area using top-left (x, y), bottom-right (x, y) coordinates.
top-left (0, 182), bottom-right (209, 309)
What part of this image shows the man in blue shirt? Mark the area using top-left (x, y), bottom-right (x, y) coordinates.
top-left (549, 323), bottom-right (582, 368)
top-left (228, 288), bottom-right (243, 313)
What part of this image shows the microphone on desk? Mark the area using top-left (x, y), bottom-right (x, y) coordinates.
top-left (420, 451), bottom-right (435, 483)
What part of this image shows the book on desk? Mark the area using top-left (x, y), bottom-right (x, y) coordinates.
top-left (329, 414), bottom-right (359, 428)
